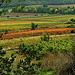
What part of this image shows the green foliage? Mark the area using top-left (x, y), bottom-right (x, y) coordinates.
top-left (18, 38), bottom-right (75, 74)
top-left (31, 23), bottom-right (38, 30)
top-left (70, 19), bottom-right (75, 22)
top-left (66, 19), bottom-right (75, 24)
top-left (67, 25), bottom-right (75, 28)
top-left (0, 33), bottom-right (3, 40)
top-left (0, 11), bottom-right (2, 15)
top-left (19, 39), bottom-right (73, 57)
top-left (12, 6), bottom-right (75, 14)
top-left (19, 42), bottom-right (46, 59)
top-left (5, 30), bottom-right (8, 34)
top-left (15, 57), bottom-right (42, 75)
top-left (71, 30), bottom-right (75, 33)
top-left (0, 47), bottom-right (16, 75)
top-left (0, 38), bottom-right (75, 75)
top-left (0, 46), bottom-right (6, 56)
top-left (72, 39), bottom-right (75, 56)
top-left (16, 3), bottom-right (20, 7)
top-left (21, 6), bottom-right (25, 9)
top-left (41, 32), bottom-right (50, 42)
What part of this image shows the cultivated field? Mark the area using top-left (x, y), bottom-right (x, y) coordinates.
top-left (0, 13), bottom-right (75, 75)
top-left (0, 15), bottom-right (75, 31)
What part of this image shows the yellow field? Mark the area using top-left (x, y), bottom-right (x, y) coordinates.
top-left (0, 20), bottom-right (55, 25)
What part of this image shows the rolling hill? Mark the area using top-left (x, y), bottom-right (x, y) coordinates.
top-left (1, 0), bottom-right (75, 7)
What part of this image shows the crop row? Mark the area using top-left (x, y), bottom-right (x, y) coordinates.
top-left (2, 28), bottom-right (75, 40)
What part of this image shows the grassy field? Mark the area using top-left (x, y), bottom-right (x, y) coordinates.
top-left (0, 15), bottom-right (75, 31)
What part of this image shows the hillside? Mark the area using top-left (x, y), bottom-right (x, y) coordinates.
top-left (1, 0), bottom-right (75, 7)
top-left (23, 0), bottom-right (75, 5)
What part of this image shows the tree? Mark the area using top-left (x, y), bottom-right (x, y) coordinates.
top-left (16, 3), bottom-right (20, 7)
top-left (21, 5), bottom-right (25, 9)
top-left (0, 33), bottom-right (3, 40)
top-left (32, 7), bottom-right (37, 13)
top-left (31, 23), bottom-right (38, 30)
top-left (5, 30), bottom-right (8, 34)
top-left (48, 8), bottom-right (53, 14)
top-left (0, 0), bottom-right (26, 15)
top-left (0, 0), bottom-right (26, 6)
top-left (24, 8), bottom-right (28, 13)
top-left (55, 8), bottom-right (58, 14)
top-left (0, 11), bottom-right (2, 15)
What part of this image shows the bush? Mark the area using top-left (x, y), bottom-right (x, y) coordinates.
top-left (67, 25), bottom-right (75, 28)
top-left (5, 30), bottom-right (8, 34)
top-left (71, 30), bottom-right (75, 33)
top-left (0, 33), bottom-right (3, 40)
top-left (65, 21), bottom-right (71, 24)
top-left (16, 15), bottom-right (19, 17)
top-left (41, 32), bottom-right (50, 42)
top-left (7, 16), bottom-right (9, 18)
top-left (70, 19), bottom-right (74, 21)
top-left (0, 46), bottom-right (2, 50)
top-left (70, 19), bottom-right (75, 22)
top-left (31, 23), bottom-right (38, 30)
top-left (0, 11), bottom-right (2, 15)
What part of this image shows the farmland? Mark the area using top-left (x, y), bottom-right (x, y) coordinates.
top-left (0, 4), bottom-right (75, 75)
top-left (0, 14), bottom-right (74, 41)
top-left (0, 15), bottom-right (75, 31)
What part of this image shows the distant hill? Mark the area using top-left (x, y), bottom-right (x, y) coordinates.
top-left (23, 0), bottom-right (75, 5)
top-left (1, 0), bottom-right (75, 7)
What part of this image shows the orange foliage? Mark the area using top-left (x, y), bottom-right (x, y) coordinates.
top-left (2, 28), bottom-right (75, 40)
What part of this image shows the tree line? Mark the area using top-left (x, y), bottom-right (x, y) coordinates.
top-left (1, 0), bottom-right (75, 7)
top-left (13, 6), bottom-right (75, 14)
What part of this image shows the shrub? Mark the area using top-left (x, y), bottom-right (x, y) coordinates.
top-left (70, 19), bottom-right (75, 22)
top-left (7, 16), bottom-right (9, 18)
top-left (72, 39), bottom-right (75, 56)
top-left (31, 23), bottom-right (38, 30)
top-left (0, 11), bottom-right (2, 15)
top-left (41, 32), bottom-right (50, 42)
top-left (71, 30), bottom-right (75, 33)
top-left (65, 21), bottom-right (71, 24)
top-left (0, 46), bottom-right (2, 50)
top-left (16, 15), bottom-right (19, 17)
top-left (0, 33), bottom-right (3, 40)
top-left (70, 19), bottom-right (74, 21)
top-left (5, 30), bottom-right (8, 34)
top-left (67, 25), bottom-right (75, 28)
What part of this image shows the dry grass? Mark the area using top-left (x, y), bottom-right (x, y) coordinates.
top-left (40, 52), bottom-right (74, 74)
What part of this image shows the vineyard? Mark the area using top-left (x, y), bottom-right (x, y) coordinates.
top-left (0, 13), bottom-right (75, 75)
top-left (0, 0), bottom-right (75, 75)
top-left (1, 28), bottom-right (74, 40)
